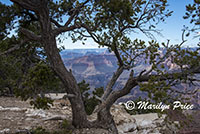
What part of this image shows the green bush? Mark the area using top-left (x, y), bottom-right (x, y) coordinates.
top-left (31, 127), bottom-right (49, 134)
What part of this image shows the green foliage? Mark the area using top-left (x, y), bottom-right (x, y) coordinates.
top-left (31, 124), bottom-right (73, 134)
top-left (78, 80), bottom-right (104, 115)
top-left (0, 60), bottom-right (17, 96)
top-left (78, 80), bottom-right (90, 94)
top-left (0, 39), bottom-right (23, 96)
top-left (0, 0), bottom-right (65, 108)
top-left (172, 47), bottom-right (200, 71)
top-left (22, 62), bottom-right (60, 92)
top-left (0, 26), bottom-right (17, 95)
top-left (14, 62), bottom-right (63, 109)
top-left (183, 0), bottom-right (200, 39)
top-left (93, 86), bottom-right (104, 97)
top-left (31, 127), bottom-right (49, 134)
top-left (0, 2), bottom-right (16, 40)
top-left (61, 119), bottom-right (71, 129)
top-left (184, 0), bottom-right (200, 25)
top-left (72, 0), bottom-right (172, 47)
top-left (0, 1), bottom-right (49, 97)
top-left (30, 97), bottom-right (53, 109)
top-left (0, 0), bottom-right (199, 126)
top-left (59, 119), bottom-right (73, 133)
top-left (120, 39), bottom-right (146, 67)
top-left (139, 79), bottom-right (170, 103)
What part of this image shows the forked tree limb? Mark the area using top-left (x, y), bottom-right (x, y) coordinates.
top-left (103, 70), bottom-right (137, 109)
top-left (64, 0), bottom-right (89, 27)
top-left (50, 18), bottom-right (62, 28)
top-left (53, 25), bottom-right (81, 36)
top-left (95, 70), bottom-right (136, 113)
top-left (95, 66), bottom-right (200, 113)
top-left (52, 0), bottom-right (89, 36)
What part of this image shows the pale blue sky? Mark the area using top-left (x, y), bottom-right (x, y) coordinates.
top-left (1, 0), bottom-right (199, 49)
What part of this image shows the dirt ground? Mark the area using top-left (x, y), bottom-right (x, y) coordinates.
top-left (0, 97), bottom-right (62, 132)
top-left (0, 97), bottom-right (109, 134)
top-left (0, 97), bottom-right (200, 134)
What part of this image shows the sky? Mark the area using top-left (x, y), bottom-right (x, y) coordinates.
top-left (1, 0), bottom-right (199, 49)
top-left (156, 0), bottom-right (199, 46)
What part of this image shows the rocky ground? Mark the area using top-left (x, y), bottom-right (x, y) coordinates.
top-left (0, 95), bottom-right (199, 134)
top-left (0, 97), bottom-right (110, 134)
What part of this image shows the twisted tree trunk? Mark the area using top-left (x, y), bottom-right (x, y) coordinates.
top-left (10, 0), bottom-right (137, 133)
top-left (94, 108), bottom-right (118, 134)
top-left (42, 36), bottom-right (90, 127)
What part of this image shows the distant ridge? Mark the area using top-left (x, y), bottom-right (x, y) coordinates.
top-left (60, 48), bottom-right (200, 108)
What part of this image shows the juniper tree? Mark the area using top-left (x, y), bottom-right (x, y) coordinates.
top-left (71, 1), bottom-right (200, 133)
top-left (1, 0), bottom-right (200, 133)
top-left (0, 2), bottom-right (62, 100)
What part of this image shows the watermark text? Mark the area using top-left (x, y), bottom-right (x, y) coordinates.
top-left (122, 100), bottom-right (194, 111)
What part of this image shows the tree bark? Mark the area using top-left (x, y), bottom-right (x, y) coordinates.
top-left (93, 108), bottom-right (118, 134)
top-left (92, 71), bottom-right (137, 134)
top-left (10, 1), bottom-right (139, 132)
top-left (101, 66), bottom-right (124, 101)
top-left (36, 3), bottom-right (90, 128)
top-left (41, 33), bottom-right (90, 127)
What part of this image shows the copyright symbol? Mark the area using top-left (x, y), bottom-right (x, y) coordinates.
top-left (124, 100), bottom-right (135, 110)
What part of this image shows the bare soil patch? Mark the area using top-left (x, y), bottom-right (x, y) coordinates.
top-left (0, 97), bottom-right (109, 134)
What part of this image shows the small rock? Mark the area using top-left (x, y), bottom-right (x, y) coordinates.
top-left (0, 128), bottom-right (10, 134)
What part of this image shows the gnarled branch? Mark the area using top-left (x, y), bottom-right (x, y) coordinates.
top-left (95, 70), bottom-right (136, 113)
top-left (20, 28), bottom-right (41, 41)
top-left (104, 70), bottom-right (136, 108)
top-left (101, 66), bottom-right (124, 101)
top-left (52, 0), bottom-right (89, 36)
top-left (137, 67), bottom-right (200, 82)
top-left (50, 18), bottom-right (62, 28)
top-left (10, 0), bottom-right (40, 11)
